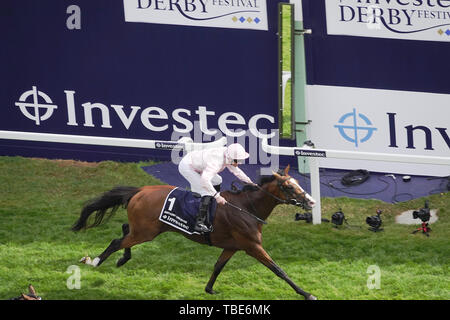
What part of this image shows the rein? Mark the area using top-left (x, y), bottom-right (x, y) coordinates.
top-left (255, 184), bottom-right (294, 205)
top-left (254, 182), bottom-right (309, 209)
top-left (225, 201), bottom-right (267, 225)
top-left (230, 180), bottom-right (286, 204)
top-left (227, 181), bottom-right (267, 225)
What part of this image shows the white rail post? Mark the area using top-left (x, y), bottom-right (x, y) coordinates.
top-left (309, 157), bottom-right (322, 224)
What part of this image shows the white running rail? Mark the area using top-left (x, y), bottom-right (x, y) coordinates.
top-left (0, 130), bottom-right (227, 152)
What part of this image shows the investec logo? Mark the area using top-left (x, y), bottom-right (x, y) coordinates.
top-left (326, 0), bottom-right (450, 42)
top-left (334, 108), bottom-right (450, 151)
top-left (15, 86), bottom-right (58, 125)
top-left (123, 0), bottom-right (268, 31)
top-left (14, 86), bottom-right (276, 139)
top-left (334, 108), bottom-right (377, 147)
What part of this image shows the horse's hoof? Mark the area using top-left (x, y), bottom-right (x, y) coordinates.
top-left (91, 257), bottom-right (100, 267)
top-left (116, 258), bottom-right (128, 267)
top-left (306, 294), bottom-right (317, 300)
top-left (205, 287), bottom-right (216, 295)
top-left (79, 256), bottom-right (100, 267)
top-left (79, 256), bottom-right (91, 264)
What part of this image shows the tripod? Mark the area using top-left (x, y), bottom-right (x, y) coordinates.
top-left (368, 225), bottom-right (384, 232)
top-left (412, 222), bottom-right (431, 237)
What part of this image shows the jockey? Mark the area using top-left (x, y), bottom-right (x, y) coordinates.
top-left (178, 143), bottom-right (254, 233)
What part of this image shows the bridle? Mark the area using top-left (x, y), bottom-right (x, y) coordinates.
top-left (257, 178), bottom-right (311, 210)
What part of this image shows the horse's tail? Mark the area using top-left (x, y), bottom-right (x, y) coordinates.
top-left (72, 186), bottom-right (141, 231)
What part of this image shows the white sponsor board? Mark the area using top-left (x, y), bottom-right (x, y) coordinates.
top-left (325, 0), bottom-right (450, 42)
top-left (290, 0), bottom-right (303, 21)
top-left (305, 85), bottom-right (450, 176)
top-left (123, 0), bottom-right (268, 31)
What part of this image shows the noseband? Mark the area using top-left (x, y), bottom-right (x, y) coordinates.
top-left (275, 179), bottom-right (310, 210)
top-left (248, 179), bottom-right (309, 210)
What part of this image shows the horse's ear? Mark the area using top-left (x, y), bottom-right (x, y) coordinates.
top-left (28, 285), bottom-right (36, 296)
top-left (283, 164), bottom-right (290, 176)
top-left (272, 171), bottom-right (282, 180)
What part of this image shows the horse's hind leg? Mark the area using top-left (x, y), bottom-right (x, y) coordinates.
top-left (116, 224), bottom-right (131, 267)
top-left (91, 224), bottom-right (132, 268)
top-left (93, 221), bottom-right (162, 267)
top-left (92, 237), bottom-right (123, 267)
top-left (93, 226), bottom-right (129, 267)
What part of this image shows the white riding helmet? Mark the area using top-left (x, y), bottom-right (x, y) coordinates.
top-left (226, 143), bottom-right (249, 163)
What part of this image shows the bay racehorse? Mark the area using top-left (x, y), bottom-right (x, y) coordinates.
top-left (71, 165), bottom-right (317, 300)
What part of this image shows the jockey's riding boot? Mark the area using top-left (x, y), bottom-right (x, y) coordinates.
top-left (195, 195), bottom-right (214, 233)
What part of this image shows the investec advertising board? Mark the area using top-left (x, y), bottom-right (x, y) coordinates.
top-left (326, 0), bottom-right (450, 42)
top-left (306, 86), bottom-right (450, 176)
top-left (0, 0), bottom-right (286, 162)
top-left (302, 0), bottom-right (450, 176)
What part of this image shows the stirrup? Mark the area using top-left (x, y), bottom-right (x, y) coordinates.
top-left (194, 222), bottom-right (213, 233)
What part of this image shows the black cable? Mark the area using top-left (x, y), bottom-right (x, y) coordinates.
top-left (326, 176), bottom-right (391, 196)
top-left (297, 167), bottom-right (391, 197)
top-left (389, 176), bottom-right (413, 203)
top-left (341, 169), bottom-right (370, 187)
top-left (298, 164), bottom-right (427, 203)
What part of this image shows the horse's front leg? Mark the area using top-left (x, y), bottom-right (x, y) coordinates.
top-left (205, 249), bottom-right (236, 294)
top-left (245, 244), bottom-right (317, 300)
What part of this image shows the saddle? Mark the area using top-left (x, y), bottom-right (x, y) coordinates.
top-left (159, 188), bottom-right (217, 235)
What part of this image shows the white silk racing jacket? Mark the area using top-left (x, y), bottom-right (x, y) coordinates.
top-left (183, 147), bottom-right (253, 197)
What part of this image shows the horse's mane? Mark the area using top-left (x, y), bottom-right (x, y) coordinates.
top-left (228, 174), bottom-right (277, 194)
top-left (258, 175), bottom-right (277, 186)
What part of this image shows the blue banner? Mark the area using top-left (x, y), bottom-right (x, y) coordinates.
top-left (0, 0), bottom-right (289, 162)
top-left (302, 0), bottom-right (450, 95)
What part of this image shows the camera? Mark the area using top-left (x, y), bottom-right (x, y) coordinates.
top-left (331, 211), bottom-right (345, 227)
top-left (412, 200), bottom-right (431, 223)
top-left (366, 210), bottom-right (383, 232)
top-left (295, 212), bottom-right (313, 223)
top-left (411, 201), bottom-right (432, 236)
